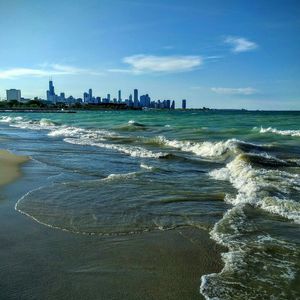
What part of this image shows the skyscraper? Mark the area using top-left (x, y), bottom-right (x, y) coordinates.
top-left (166, 100), bottom-right (171, 109)
top-left (49, 80), bottom-right (55, 95)
top-left (89, 88), bottom-right (92, 101)
top-left (171, 100), bottom-right (175, 109)
top-left (133, 89), bottom-right (139, 107)
top-left (182, 99), bottom-right (186, 109)
top-left (118, 90), bottom-right (122, 102)
top-left (46, 80), bottom-right (56, 102)
top-left (83, 92), bottom-right (88, 102)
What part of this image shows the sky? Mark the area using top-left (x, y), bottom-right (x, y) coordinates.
top-left (0, 0), bottom-right (299, 109)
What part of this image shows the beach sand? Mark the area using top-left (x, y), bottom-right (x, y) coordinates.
top-left (0, 220), bottom-right (224, 300)
top-left (0, 150), bottom-right (29, 186)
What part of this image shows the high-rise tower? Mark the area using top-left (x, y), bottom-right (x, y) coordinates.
top-left (133, 89), bottom-right (139, 107)
top-left (47, 79), bottom-right (56, 102)
top-left (89, 88), bottom-right (92, 101)
top-left (118, 90), bottom-right (122, 102)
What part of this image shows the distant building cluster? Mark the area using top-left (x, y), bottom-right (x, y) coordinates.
top-left (45, 80), bottom-right (187, 109)
top-left (4, 80), bottom-right (188, 109)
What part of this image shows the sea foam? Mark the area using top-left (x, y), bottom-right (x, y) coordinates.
top-left (64, 137), bottom-right (168, 159)
top-left (260, 126), bottom-right (300, 137)
top-left (156, 136), bottom-right (261, 158)
top-left (201, 147), bottom-right (300, 299)
top-left (209, 153), bottom-right (300, 223)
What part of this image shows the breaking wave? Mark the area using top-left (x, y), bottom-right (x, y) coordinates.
top-left (155, 136), bottom-right (263, 158)
top-left (140, 163), bottom-right (154, 170)
top-left (209, 153), bottom-right (300, 223)
top-left (116, 120), bottom-right (147, 131)
top-left (201, 148), bottom-right (300, 299)
top-left (64, 137), bottom-right (169, 159)
top-left (259, 127), bottom-right (300, 137)
top-left (201, 205), bottom-right (299, 299)
top-left (0, 116), bottom-right (23, 123)
top-left (48, 126), bottom-right (115, 140)
top-left (0, 116), bottom-right (57, 130)
top-left (0, 115), bottom-right (170, 159)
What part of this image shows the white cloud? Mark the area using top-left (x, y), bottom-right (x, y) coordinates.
top-left (211, 87), bottom-right (258, 95)
top-left (0, 64), bottom-right (102, 79)
top-left (108, 54), bottom-right (203, 74)
top-left (0, 68), bottom-right (49, 79)
top-left (224, 36), bottom-right (258, 53)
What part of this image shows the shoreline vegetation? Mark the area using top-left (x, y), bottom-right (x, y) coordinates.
top-left (1, 100), bottom-right (299, 112)
top-left (0, 99), bottom-right (212, 112)
top-left (0, 99), bottom-right (137, 111)
top-left (0, 150), bottom-right (29, 187)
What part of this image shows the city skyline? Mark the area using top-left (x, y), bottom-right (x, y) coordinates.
top-left (0, 0), bottom-right (299, 109)
top-left (5, 79), bottom-right (182, 109)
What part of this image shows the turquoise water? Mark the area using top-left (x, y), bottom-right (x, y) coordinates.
top-left (0, 110), bottom-right (299, 299)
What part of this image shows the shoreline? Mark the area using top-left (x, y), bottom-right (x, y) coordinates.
top-left (0, 119), bottom-right (225, 299)
top-left (0, 154), bottom-right (225, 299)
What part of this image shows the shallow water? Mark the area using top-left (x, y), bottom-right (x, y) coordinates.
top-left (0, 110), bottom-right (299, 299)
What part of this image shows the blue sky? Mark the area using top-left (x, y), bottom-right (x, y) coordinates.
top-left (0, 0), bottom-right (299, 109)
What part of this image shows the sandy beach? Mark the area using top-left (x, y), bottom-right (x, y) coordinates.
top-left (0, 149), bottom-right (29, 187)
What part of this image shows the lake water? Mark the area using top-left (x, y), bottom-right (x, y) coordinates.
top-left (0, 110), bottom-right (299, 299)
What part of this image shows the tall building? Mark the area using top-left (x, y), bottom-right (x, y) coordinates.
top-left (171, 100), bottom-right (175, 109)
top-left (165, 100), bottom-right (171, 109)
top-left (107, 94), bottom-right (111, 102)
top-left (49, 80), bottom-right (55, 95)
top-left (89, 89), bottom-right (92, 101)
top-left (118, 90), bottom-right (122, 102)
top-left (133, 89), bottom-right (139, 107)
top-left (182, 99), bottom-right (186, 109)
top-left (60, 92), bottom-right (65, 102)
top-left (83, 92), bottom-right (89, 103)
top-left (6, 89), bottom-right (21, 101)
top-left (140, 94), bottom-right (151, 108)
top-left (46, 80), bottom-right (56, 102)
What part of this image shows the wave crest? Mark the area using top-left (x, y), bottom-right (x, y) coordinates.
top-left (156, 136), bottom-right (262, 158)
top-left (260, 127), bottom-right (300, 137)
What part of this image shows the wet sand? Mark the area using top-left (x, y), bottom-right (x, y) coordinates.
top-left (0, 150), bottom-right (29, 186)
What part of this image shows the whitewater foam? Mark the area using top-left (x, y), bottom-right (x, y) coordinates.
top-left (127, 120), bottom-right (145, 127)
top-left (140, 163), bottom-right (154, 170)
top-left (48, 126), bottom-right (115, 139)
top-left (9, 118), bottom-right (57, 130)
top-left (260, 127), bottom-right (300, 137)
top-left (202, 148), bottom-right (300, 299)
top-left (156, 136), bottom-right (261, 158)
top-left (201, 205), bottom-right (299, 299)
top-left (64, 137), bottom-right (168, 159)
top-left (209, 153), bottom-right (300, 223)
top-left (0, 116), bottom-right (23, 123)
